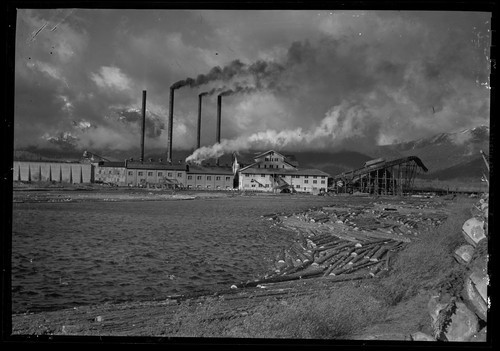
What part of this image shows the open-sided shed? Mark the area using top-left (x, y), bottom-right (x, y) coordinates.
top-left (331, 156), bottom-right (428, 195)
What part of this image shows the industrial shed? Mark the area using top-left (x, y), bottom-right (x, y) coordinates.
top-left (331, 156), bottom-right (428, 196)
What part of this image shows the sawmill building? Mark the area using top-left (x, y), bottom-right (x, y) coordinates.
top-left (238, 150), bottom-right (329, 193)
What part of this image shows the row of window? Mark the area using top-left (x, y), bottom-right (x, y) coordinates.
top-left (132, 171), bottom-right (183, 177)
top-left (244, 174), bottom-right (326, 180)
top-left (264, 157), bottom-right (281, 162)
top-left (187, 175), bottom-right (231, 181)
top-left (247, 183), bottom-right (314, 190)
top-left (257, 164), bottom-right (286, 169)
top-left (245, 179), bottom-right (325, 185)
top-left (99, 169), bottom-right (232, 181)
top-left (187, 185), bottom-right (232, 189)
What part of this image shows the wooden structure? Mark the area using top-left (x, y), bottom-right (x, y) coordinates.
top-left (331, 156), bottom-right (428, 195)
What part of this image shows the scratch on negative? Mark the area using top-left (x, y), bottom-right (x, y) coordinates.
top-left (30, 22), bottom-right (48, 41)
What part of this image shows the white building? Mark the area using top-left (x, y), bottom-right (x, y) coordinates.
top-left (238, 150), bottom-right (329, 193)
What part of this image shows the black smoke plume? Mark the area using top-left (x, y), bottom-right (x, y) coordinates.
top-left (170, 59), bottom-right (285, 91)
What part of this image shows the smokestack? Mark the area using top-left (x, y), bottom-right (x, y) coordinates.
top-left (216, 94), bottom-right (222, 166)
top-left (197, 93), bottom-right (203, 149)
top-left (140, 90), bottom-right (146, 163)
top-left (167, 87), bottom-right (174, 163)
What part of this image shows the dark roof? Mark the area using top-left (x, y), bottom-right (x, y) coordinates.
top-left (98, 161), bottom-right (126, 168)
top-left (126, 161), bottom-right (187, 171)
top-left (187, 165), bottom-right (234, 175)
top-left (253, 149), bottom-right (287, 160)
top-left (334, 156), bottom-right (428, 179)
top-left (241, 168), bottom-right (330, 177)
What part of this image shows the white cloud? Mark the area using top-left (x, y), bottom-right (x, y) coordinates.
top-left (91, 66), bottom-right (132, 92)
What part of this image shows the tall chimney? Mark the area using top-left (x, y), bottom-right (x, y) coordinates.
top-left (216, 94), bottom-right (222, 166)
top-left (216, 95), bottom-right (222, 144)
top-left (167, 87), bottom-right (174, 164)
top-left (197, 93), bottom-right (203, 149)
top-left (140, 90), bottom-right (146, 163)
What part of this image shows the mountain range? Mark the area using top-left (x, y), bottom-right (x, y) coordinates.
top-left (13, 125), bottom-right (490, 182)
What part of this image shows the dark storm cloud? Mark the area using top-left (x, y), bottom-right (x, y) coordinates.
top-left (14, 9), bottom-right (491, 157)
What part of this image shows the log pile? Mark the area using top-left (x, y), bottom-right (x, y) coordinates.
top-left (240, 198), bottom-right (448, 289)
top-left (237, 231), bottom-right (407, 288)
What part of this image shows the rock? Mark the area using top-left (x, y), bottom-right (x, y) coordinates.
top-left (411, 332), bottom-right (435, 341)
top-left (463, 256), bottom-right (488, 321)
top-left (454, 245), bottom-right (475, 265)
top-left (441, 301), bottom-right (479, 341)
top-left (468, 327), bottom-right (487, 342)
top-left (463, 277), bottom-right (488, 322)
top-left (470, 256), bottom-right (488, 304)
top-left (462, 218), bottom-right (486, 247)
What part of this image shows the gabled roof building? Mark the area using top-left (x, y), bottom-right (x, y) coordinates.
top-left (238, 150), bottom-right (329, 193)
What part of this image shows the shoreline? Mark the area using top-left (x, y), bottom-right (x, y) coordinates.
top-left (11, 183), bottom-right (322, 204)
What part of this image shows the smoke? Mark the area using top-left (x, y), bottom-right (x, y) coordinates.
top-left (185, 100), bottom-right (374, 164)
top-left (219, 85), bottom-right (258, 97)
top-left (170, 59), bottom-right (285, 91)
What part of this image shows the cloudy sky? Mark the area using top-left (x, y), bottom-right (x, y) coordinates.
top-left (14, 8), bottom-right (491, 161)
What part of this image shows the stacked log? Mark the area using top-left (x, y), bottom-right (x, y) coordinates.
top-left (238, 236), bottom-right (407, 288)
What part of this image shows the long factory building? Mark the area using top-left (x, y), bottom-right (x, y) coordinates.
top-left (13, 149), bottom-right (330, 193)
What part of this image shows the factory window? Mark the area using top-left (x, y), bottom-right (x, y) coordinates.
top-left (167, 172), bottom-right (172, 177)
top-left (148, 172), bottom-right (153, 176)
top-left (197, 176), bottom-right (202, 180)
top-left (216, 176), bottom-right (221, 180)
top-left (321, 180), bottom-right (325, 184)
top-left (138, 171), bottom-right (143, 176)
top-left (128, 171), bottom-right (133, 176)
top-left (264, 165), bottom-right (266, 168)
top-left (225, 177), bottom-right (231, 181)
top-left (304, 175), bottom-right (309, 178)
top-left (177, 173), bottom-right (182, 177)
top-left (258, 165), bottom-right (260, 168)
top-left (313, 180), bottom-right (317, 184)
top-left (321, 176), bottom-right (326, 179)
top-left (251, 184), bottom-right (256, 188)
top-left (304, 180), bottom-right (309, 184)
top-left (158, 172), bottom-right (163, 176)
top-left (296, 185), bottom-right (301, 189)
top-left (313, 176), bottom-right (317, 179)
top-left (188, 175), bottom-right (192, 180)
top-left (282, 165), bottom-right (285, 168)
top-left (207, 176), bottom-right (211, 180)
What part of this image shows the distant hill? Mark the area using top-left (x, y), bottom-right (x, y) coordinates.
top-left (420, 157), bottom-right (489, 181)
top-left (13, 125), bottom-right (490, 182)
top-left (372, 125), bottom-right (490, 180)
